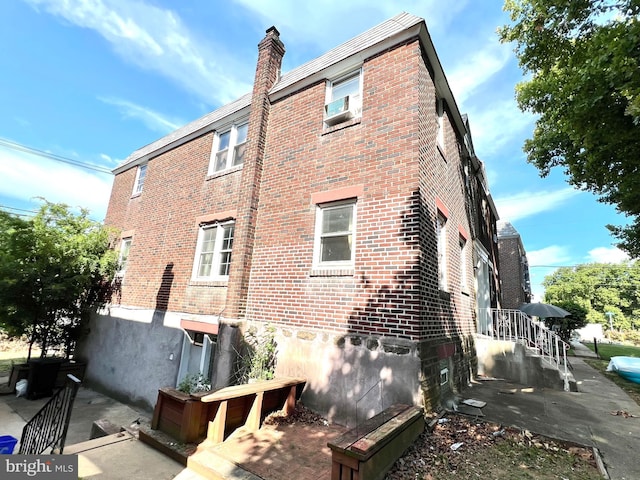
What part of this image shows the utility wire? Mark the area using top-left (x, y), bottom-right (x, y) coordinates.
top-left (0, 137), bottom-right (113, 174)
top-left (0, 205), bottom-right (38, 214)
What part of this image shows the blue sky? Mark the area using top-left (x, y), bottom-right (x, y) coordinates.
top-left (0, 0), bottom-right (630, 300)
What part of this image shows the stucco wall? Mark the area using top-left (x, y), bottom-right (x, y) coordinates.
top-left (77, 308), bottom-right (184, 411)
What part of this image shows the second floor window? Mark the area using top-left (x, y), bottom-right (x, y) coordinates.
top-left (436, 98), bottom-right (445, 151)
top-left (209, 123), bottom-right (248, 174)
top-left (437, 213), bottom-right (448, 291)
top-left (324, 69), bottom-right (362, 126)
top-left (133, 164), bottom-right (147, 195)
top-left (193, 222), bottom-right (235, 280)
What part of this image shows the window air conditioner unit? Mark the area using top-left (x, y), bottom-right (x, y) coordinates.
top-left (324, 95), bottom-right (353, 126)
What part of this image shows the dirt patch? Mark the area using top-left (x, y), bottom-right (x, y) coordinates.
top-left (386, 414), bottom-right (601, 479)
top-left (268, 405), bottom-right (601, 480)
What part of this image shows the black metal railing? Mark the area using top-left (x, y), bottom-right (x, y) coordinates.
top-left (19, 374), bottom-right (81, 454)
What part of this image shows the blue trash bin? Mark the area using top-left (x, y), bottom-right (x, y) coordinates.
top-left (0, 435), bottom-right (18, 454)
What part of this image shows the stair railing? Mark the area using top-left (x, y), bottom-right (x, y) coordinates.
top-left (19, 374), bottom-right (81, 454)
top-left (488, 309), bottom-right (570, 391)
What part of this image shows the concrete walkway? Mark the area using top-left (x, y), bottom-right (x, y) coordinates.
top-left (0, 382), bottom-right (183, 479)
top-left (2, 343), bottom-right (638, 479)
top-left (463, 347), bottom-right (640, 480)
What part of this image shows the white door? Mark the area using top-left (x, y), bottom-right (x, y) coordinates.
top-left (475, 243), bottom-right (492, 336)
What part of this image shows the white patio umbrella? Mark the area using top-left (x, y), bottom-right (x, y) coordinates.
top-left (518, 302), bottom-right (571, 318)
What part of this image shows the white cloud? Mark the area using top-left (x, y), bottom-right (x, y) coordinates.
top-left (25, 0), bottom-right (251, 105)
top-left (448, 42), bottom-right (512, 106)
top-left (231, 0), bottom-right (469, 51)
top-left (494, 188), bottom-right (580, 222)
top-left (586, 247), bottom-right (629, 264)
top-left (466, 98), bottom-right (536, 158)
top-left (0, 148), bottom-right (112, 220)
top-left (528, 245), bottom-right (572, 268)
top-left (100, 153), bottom-right (120, 165)
top-left (99, 97), bottom-right (182, 133)
top-left (526, 245), bottom-right (572, 301)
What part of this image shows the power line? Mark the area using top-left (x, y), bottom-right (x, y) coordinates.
top-left (0, 205), bottom-right (38, 214)
top-left (530, 264), bottom-right (636, 268)
top-left (0, 137), bottom-right (113, 174)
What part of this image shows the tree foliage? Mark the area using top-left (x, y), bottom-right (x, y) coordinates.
top-left (0, 201), bottom-right (118, 359)
top-left (541, 300), bottom-right (588, 342)
top-left (543, 261), bottom-right (640, 331)
top-left (500, 0), bottom-right (640, 256)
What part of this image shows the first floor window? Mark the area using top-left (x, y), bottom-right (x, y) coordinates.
top-left (437, 213), bottom-right (448, 291)
top-left (193, 222), bottom-right (235, 279)
top-left (314, 200), bottom-right (356, 267)
top-left (118, 237), bottom-right (132, 275)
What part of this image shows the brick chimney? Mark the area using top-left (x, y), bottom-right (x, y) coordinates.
top-left (226, 27), bottom-right (285, 320)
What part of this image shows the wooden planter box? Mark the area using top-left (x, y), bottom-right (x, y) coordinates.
top-left (151, 377), bottom-right (307, 445)
top-left (151, 388), bottom-right (209, 444)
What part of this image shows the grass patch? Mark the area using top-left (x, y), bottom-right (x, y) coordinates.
top-left (582, 342), bottom-right (640, 360)
top-left (0, 352), bottom-right (28, 377)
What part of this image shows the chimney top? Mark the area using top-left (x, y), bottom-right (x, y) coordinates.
top-left (265, 26), bottom-right (280, 37)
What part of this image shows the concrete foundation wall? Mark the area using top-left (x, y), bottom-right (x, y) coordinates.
top-left (475, 337), bottom-right (564, 390)
top-left (265, 323), bottom-right (422, 428)
top-left (77, 308), bottom-right (185, 411)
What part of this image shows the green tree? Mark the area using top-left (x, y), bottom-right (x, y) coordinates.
top-left (543, 261), bottom-right (640, 330)
top-left (0, 201), bottom-right (118, 359)
top-left (541, 300), bottom-right (588, 343)
top-left (500, 0), bottom-right (640, 256)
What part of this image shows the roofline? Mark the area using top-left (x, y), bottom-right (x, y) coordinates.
top-left (112, 12), bottom-right (484, 184)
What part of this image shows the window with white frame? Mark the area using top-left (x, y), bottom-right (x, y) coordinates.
top-left (209, 122), bottom-right (248, 174)
top-left (459, 236), bottom-right (468, 291)
top-left (436, 98), bottom-right (445, 151)
top-left (314, 200), bottom-right (356, 267)
top-left (117, 237), bottom-right (132, 275)
top-left (324, 69), bottom-right (362, 126)
top-left (193, 221), bottom-right (235, 280)
top-left (437, 213), bottom-right (448, 291)
top-left (133, 164), bottom-right (147, 195)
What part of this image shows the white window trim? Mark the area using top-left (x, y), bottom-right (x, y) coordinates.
top-left (191, 221), bottom-right (235, 281)
top-left (436, 97), bottom-right (445, 151)
top-left (437, 213), bottom-right (448, 292)
top-left (208, 122), bottom-right (248, 175)
top-left (460, 236), bottom-right (468, 292)
top-left (324, 68), bottom-right (363, 126)
top-left (117, 237), bottom-right (132, 276)
top-left (132, 164), bottom-right (147, 195)
top-left (313, 200), bottom-right (357, 269)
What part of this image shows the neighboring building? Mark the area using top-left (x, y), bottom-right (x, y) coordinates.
top-left (79, 12), bottom-right (501, 425)
top-left (497, 220), bottom-right (531, 309)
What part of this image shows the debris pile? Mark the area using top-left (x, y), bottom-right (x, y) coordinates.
top-left (263, 402), bottom-right (329, 426)
top-left (385, 414), bottom-right (597, 479)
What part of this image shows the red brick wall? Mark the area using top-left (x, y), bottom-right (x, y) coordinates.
top-left (106, 38), bottom-right (476, 345)
top-left (105, 132), bottom-right (242, 314)
top-left (246, 39), bottom-right (475, 345)
top-left (498, 237), bottom-right (526, 309)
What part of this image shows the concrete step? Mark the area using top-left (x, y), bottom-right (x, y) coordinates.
top-left (172, 467), bottom-right (210, 480)
top-left (477, 338), bottom-right (577, 391)
top-left (187, 448), bottom-right (262, 480)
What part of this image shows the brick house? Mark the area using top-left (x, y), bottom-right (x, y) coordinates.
top-left (79, 12), bottom-right (501, 424)
top-left (497, 220), bottom-right (531, 309)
